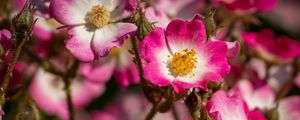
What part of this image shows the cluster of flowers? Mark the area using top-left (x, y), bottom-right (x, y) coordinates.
top-left (0, 0), bottom-right (300, 120)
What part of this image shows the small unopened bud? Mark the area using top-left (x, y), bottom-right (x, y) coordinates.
top-left (12, 0), bottom-right (34, 33)
top-left (185, 90), bottom-right (201, 118)
top-left (133, 11), bottom-right (153, 40)
top-left (203, 9), bottom-right (218, 39)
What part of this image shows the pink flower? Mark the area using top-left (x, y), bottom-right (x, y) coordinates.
top-left (50, 0), bottom-right (137, 62)
top-left (140, 15), bottom-right (230, 93)
top-left (242, 29), bottom-right (300, 63)
top-left (30, 68), bottom-right (105, 119)
top-left (232, 80), bottom-right (275, 110)
top-left (80, 41), bottom-right (140, 89)
top-left (278, 96), bottom-right (300, 120)
top-left (144, 7), bottom-right (171, 28)
top-left (211, 28), bottom-right (240, 59)
top-left (151, 0), bottom-right (205, 19)
top-left (213, 0), bottom-right (276, 12)
top-left (206, 90), bottom-right (248, 120)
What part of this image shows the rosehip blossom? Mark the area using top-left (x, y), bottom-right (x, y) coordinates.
top-left (206, 90), bottom-right (267, 120)
top-left (242, 29), bottom-right (300, 63)
top-left (206, 90), bottom-right (248, 120)
top-left (213, 0), bottom-right (276, 12)
top-left (278, 96), bottom-right (300, 120)
top-left (80, 41), bottom-right (139, 89)
top-left (150, 0), bottom-right (206, 19)
top-left (141, 15), bottom-right (230, 93)
top-left (232, 80), bottom-right (275, 110)
top-left (50, 0), bottom-right (137, 61)
top-left (30, 68), bottom-right (105, 119)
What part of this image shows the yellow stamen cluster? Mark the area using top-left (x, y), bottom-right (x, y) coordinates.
top-left (168, 49), bottom-right (198, 77)
top-left (86, 5), bottom-right (110, 28)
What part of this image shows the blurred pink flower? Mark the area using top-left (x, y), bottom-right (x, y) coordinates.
top-left (242, 29), bottom-right (300, 63)
top-left (80, 41), bottom-right (139, 90)
top-left (278, 96), bottom-right (300, 120)
top-left (232, 80), bottom-right (275, 110)
top-left (213, 0), bottom-right (276, 12)
top-left (50, 0), bottom-right (137, 62)
top-left (151, 0), bottom-right (206, 19)
top-left (211, 28), bottom-right (240, 59)
top-left (144, 7), bottom-right (171, 28)
top-left (30, 68), bottom-right (105, 119)
top-left (206, 90), bottom-right (248, 120)
top-left (141, 15), bottom-right (230, 93)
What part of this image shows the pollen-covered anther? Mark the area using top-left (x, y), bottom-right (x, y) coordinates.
top-left (86, 5), bottom-right (110, 28)
top-left (168, 49), bottom-right (198, 77)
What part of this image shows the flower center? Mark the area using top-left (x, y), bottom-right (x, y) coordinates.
top-left (86, 5), bottom-right (110, 28)
top-left (168, 49), bottom-right (198, 77)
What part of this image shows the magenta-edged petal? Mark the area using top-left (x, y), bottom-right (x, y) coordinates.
top-left (278, 96), bottom-right (300, 120)
top-left (140, 28), bottom-right (167, 62)
top-left (50, 0), bottom-right (93, 25)
top-left (254, 0), bottom-right (276, 11)
top-left (30, 68), bottom-right (105, 119)
top-left (66, 26), bottom-right (95, 62)
top-left (80, 59), bottom-right (115, 83)
top-left (110, 0), bottom-right (137, 22)
top-left (91, 23), bottom-right (137, 57)
top-left (241, 32), bottom-right (258, 47)
top-left (203, 41), bottom-right (230, 81)
top-left (166, 15), bottom-right (206, 48)
top-left (114, 62), bottom-right (139, 90)
top-left (206, 90), bottom-right (248, 120)
top-left (33, 16), bottom-right (53, 41)
top-left (145, 7), bottom-right (170, 28)
top-left (29, 69), bottom-right (69, 119)
top-left (143, 61), bottom-right (172, 87)
top-left (226, 41), bottom-right (240, 59)
top-left (71, 79), bottom-right (106, 108)
top-left (248, 109), bottom-right (267, 120)
top-left (233, 80), bottom-right (275, 110)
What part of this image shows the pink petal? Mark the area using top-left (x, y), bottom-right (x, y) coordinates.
top-left (206, 90), bottom-right (248, 120)
top-left (80, 59), bottom-right (115, 83)
top-left (91, 23), bottom-right (137, 57)
top-left (278, 96), bottom-right (300, 120)
top-left (166, 15), bottom-right (206, 48)
top-left (66, 26), bottom-right (95, 62)
top-left (50, 0), bottom-right (93, 25)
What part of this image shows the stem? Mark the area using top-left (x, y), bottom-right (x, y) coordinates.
top-left (63, 77), bottom-right (74, 120)
top-left (145, 103), bottom-right (160, 120)
top-left (63, 59), bottom-right (79, 120)
top-left (29, 99), bottom-right (41, 120)
top-left (24, 48), bottom-right (64, 77)
top-left (131, 37), bottom-right (144, 79)
top-left (191, 110), bottom-right (199, 120)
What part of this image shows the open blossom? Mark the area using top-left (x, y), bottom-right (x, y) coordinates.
top-left (213, 0), bottom-right (276, 12)
top-left (50, 0), bottom-right (137, 62)
top-left (30, 68), bottom-right (105, 119)
top-left (206, 90), bottom-right (267, 120)
top-left (242, 29), bottom-right (300, 63)
top-left (141, 15), bottom-right (230, 93)
top-left (80, 41), bottom-right (139, 89)
top-left (150, 0), bottom-right (205, 19)
top-left (278, 96), bottom-right (300, 120)
top-left (232, 80), bottom-right (275, 110)
top-left (206, 90), bottom-right (248, 120)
